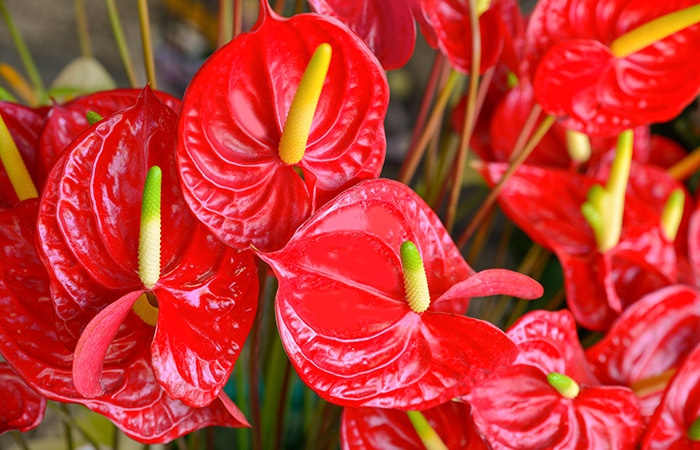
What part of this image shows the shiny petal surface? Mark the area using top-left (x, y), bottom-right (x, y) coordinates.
top-left (0, 363), bottom-right (46, 434)
top-left (0, 102), bottom-right (45, 206)
top-left (36, 87), bottom-right (258, 407)
top-left (0, 201), bottom-right (248, 443)
top-left (468, 364), bottom-right (643, 449)
top-left (642, 342), bottom-right (700, 449)
top-left (528, 0), bottom-right (700, 136)
top-left (177, 4), bottom-right (388, 251)
top-left (422, 0), bottom-right (505, 74)
top-left (38, 88), bottom-right (180, 180)
top-left (260, 179), bottom-right (540, 409)
top-left (307, 0), bottom-right (416, 70)
top-left (341, 402), bottom-right (488, 449)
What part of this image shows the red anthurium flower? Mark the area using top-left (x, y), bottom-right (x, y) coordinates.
top-left (0, 101), bottom-right (45, 207)
top-left (483, 162), bottom-right (680, 330)
top-left (421, 0), bottom-right (506, 74)
top-left (0, 362), bottom-right (46, 434)
top-left (642, 342), bottom-right (700, 448)
top-left (527, 0), bottom-right (700, 136)
top-left (37, 88), bottom-right (180, 181)
top-left (586, 285), bottom-right (700, 421)
top-left (258, 178), bottom-right (543, 410)
top-left (307, 0), bottom-right (419, 70)
top-left (341, 401), bottom-right (488, 449)
top-left (0, 199), bottom-right (249, 442)
top-left (177, 1), bottom-right (389, 252)
top-left (35, 87), bottom-right (259, 408)
top-left (467, 310), bottom-right (643, 449)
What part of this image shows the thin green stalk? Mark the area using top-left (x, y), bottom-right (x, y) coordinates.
top-left (218, 0), bottom-right (233, 46)
top-left (47, 403), bottom-right (101, 450)
top-left (137, 0), bottom-right (157, 89)
top-left (249, 260), bottom-right (270, 450)
top-left (105, 0), bottom-right (138, 87)
top-left (0, 0), bottom-right (45, 104)
top-left (112, 424), bottom-right (120, 450)
top-left (444, 0), bottom-right (481, 233)
top-left (234, 349), bottom-right (251, 450)
top-left (457, 111), bottom-right (555, 248)
top-left (74, 0), bottom-right (92, 57)
top-left (261, 333), bottom-right (291, 450)
top-left (412, 51), bottom-right (445, 181)
top-left (10, 431), bottom-right (31, 450)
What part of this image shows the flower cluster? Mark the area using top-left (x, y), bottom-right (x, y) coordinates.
top-left (1, 0), bottom-right (699, 448)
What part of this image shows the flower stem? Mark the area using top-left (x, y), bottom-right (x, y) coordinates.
top-left (668, 145), bottom-right (700, 180)
top-left (0, 0), bottom-right (45, 104)
top-left (137, 0), bottom-right (157, 89)
top-left (0, 113), bottom-right (38, 200)
top-left (610, 4), bottom-right (700, 58)
top-left (278, 43), bottom-right (332, 165)
top-left (74, 0), bottom-right (92, 57)
top-left (406, 411), bottom-right (448, 450)
top-left (105, 0), bottom-right (139, 87)
top-left (0, 63), bottom-right (33, 104)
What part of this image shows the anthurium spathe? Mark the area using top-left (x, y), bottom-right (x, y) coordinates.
top-left (528, 0), bottom-right (700, 136)
top-left (177, 0), bottom-right (389, 252)
top-left (0, 362), bottom-right (45, 434)
top-left (341, 402), bottom-right (488, 449)
top-left (258, 178), bottom-right (543, 410)
top-left (37, 88), bottom-right (180, 181)
top-left (35, 87), bottom-right (259, 408)
top-left (307, 0), bottom-right (419, 70)
top-left (0, 200), bottom-right (250, 443)
top-left (467, 310), bottom-right (644, 449)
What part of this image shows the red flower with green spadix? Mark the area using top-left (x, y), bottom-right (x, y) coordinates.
top-left (0, 199), bottom-right (251, 443)
top-left (177, 0), bottom-right (389, 252)
top-left (35, 87), bottom-right (259, 409)
top-left (257, 178), bottom-right (543, 410)
top-left (528, 0), bottom-right (700, 136)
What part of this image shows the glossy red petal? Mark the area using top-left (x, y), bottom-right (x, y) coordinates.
top-left (642, 342), bottom-right (700, 449)
top-left (38, 89), bottom-right (180, 181)
top-left (422, 0), bottom-right (505, 74)
top-left (308, 0), bottom-right (416, 70)
top-left (507, 310), bottom-right (596, 385)
top-left (152, 237), bottom-right (258, 407)
top-left (529, 0), bottom-right (700, 136)
top-left (0, 201), bottom-right (248, 443)
top-left (468, 365), bottom-right (642, 449)
top-left (177, 5), bottom-right (388, 251)
top-left (0, 363), bottom-right (46, 434)
top-left (0, 102), bottom-right (45, 206)
top-left (260, 179), bottom-right (523, 409)
top-left (341, 402), bottom-right (488, 449)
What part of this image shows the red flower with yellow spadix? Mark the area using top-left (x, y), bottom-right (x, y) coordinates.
top-left (258, 178), bottom-right (543, 410)
top-left (177, 0), bottom-right (389, 252)
top-left (35, 87), bottom-right (259, 409)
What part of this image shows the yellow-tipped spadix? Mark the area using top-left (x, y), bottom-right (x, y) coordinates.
top-left (138, 166), bottom-right (161, 289)
top-left (278, 43), bottom-right (332, 165)
top-left (0, 113), bottom-right (38, 200)
top-left (401, 241), bottom-right (431, 314)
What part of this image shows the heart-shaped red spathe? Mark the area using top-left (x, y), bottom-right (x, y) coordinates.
top-left (586, 285), bottom-right (700, 420)
top-left (0, 200), bottom-right (249, 443)
top-left (0, 101), bottom-right (46, 206)
top-left (642, 342), bottom-right (700, 448)
top-left (177, 2), bottom-right (389, 252)
top-left (35, 87), bottom-right (259, 408)
top-left (307, 0), bottom-right (417, 70)
top-left (258, 178), bottom-right (543, 410)
top-left (421, 0), bottom-right (505, 74)
top-left (467, 309), bottom-right (643, 449)
top-left (528, 0), bottom-right (700, 137)
top-left (37, 88), bottom-right (180, 181)
top-left (341, 402), bottom-right (488, 449)
top-left (0, 362), bottom-right (46, 434)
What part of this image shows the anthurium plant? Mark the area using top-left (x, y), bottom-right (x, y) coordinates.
top-left (0, 0), bottom-right (699, 448)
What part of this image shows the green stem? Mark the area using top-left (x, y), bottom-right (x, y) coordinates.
top-left (105, 0), bottom-right (138, 87)
top-left (218, 0), bottom-right (234, 46)
top-left (10, 431), bottom-right (31, 450)
top-left (74, 0), bottom-right (92, 57)
top-left (0, 0), bottom-right (45, 104)
top-left (261, 333), bottom-right (290, 450)
top-left (137, 0), bottom-right (157, 89)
